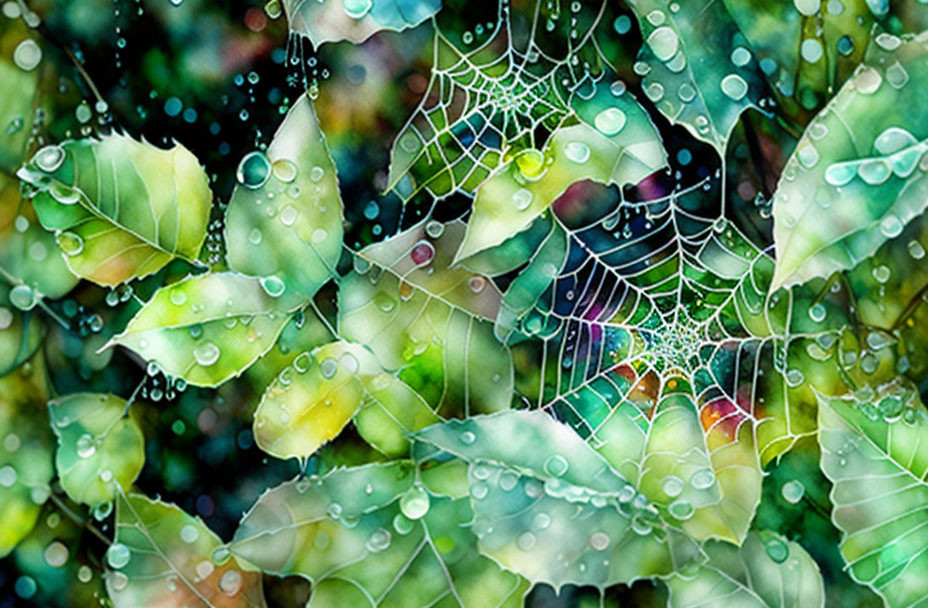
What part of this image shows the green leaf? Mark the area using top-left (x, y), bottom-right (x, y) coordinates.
top-left (771, 31), bottom-right (928, 289)
top-left (253, 340), bottom-right (438, 460)
top-left (107, 491), bottom-right (266, 607)
top-left (111, 272), bottom-right (304, 387)
top-left (48, 393), bottom-right (144, 507)
top-left (282, 0), bottom-right (441, 49)
top-left (415, 410), bottom-right (702, 588)
top-left (818, 390), bottom-right (928, 606)
top-left (0, 23), bottom-right (39, 172)
top-left (455, 86), bottom-right (666, 260)
top-left (593, 381), bottom-right (763, 545)
top-left (664, 531), bottom-right (825, 608)
top-left (338, 220), bottom-right (514, 416)
top-left (0, 361), bottom-right (53, 558)
top-left (225, 93), bottom-right (343, 300)
top-left (723, 0), bottom-right (874, 117)
top-left (628, 0), bottom-right (767, 154)
top-left (17, 133), bottom-right (212, 286)
top-left (229, 462), bottom-right (529, 607)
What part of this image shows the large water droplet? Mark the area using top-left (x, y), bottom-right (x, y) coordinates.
top-left (720, 74), bottom-right (749, 101)
top-left (9, 284), bottom-right (36, 311)
top-left (563, 141), bottom-right (591, 164)
top-left (193, 342), bottom-right (220, 367)
top-left (543, 454), bottom-right (568, 477)
top-left (237, 151), bottom-right (271, 189)
top-left (259, 275), bottom-right (286, 297)
top-left (58, 231), bottom-right (84, 256)
top-left (647, 26), bottom-right (679, 61)
top-left (76, 434), bottom-right (96, 459)
top-left (343, 0), bottom-right (372, 19)
top-left (781, 479), bottom-right (805, 504)
top-left (219, 569), bottom-right (243, 597)
top-left (594, 107), bottom-right (626, 136)
top-left (106, 543), bottom-right (131, 569)
top-left (399, 485), bottom-right (430, 520)
top-left (34, 145), bottom-right (65, 172)
top-left (13, 39), bottom-right (41, 71)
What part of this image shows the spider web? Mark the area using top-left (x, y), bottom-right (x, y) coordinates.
top-left (386, 0), bottom-right (610, 201)
top-left (508, 175), bottom-right (813, 460)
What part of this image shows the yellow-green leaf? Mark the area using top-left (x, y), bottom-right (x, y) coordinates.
top-left (48, 393), bottom-right (144, 507)
top-left (17, 133), bottom-right (212, 286)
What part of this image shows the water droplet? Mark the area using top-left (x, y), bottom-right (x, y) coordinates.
top-left (564, 141), bottom-right (591, 163)
top-left (259, 275), bottom-right (286, 297)
top-left (823, 161), bottom-right (856, 187)
top-left (720, 74), bottom-right (749, 101)
top-left (13, 39), bottom-right (41, 71)
top-left (424, 220), bottom-right (444, 238)
top-left (320, 357), bottom-right (338, 379)
top-left (857, 159), bottom-right (891, 185)
top-left (279, 205), bottom-right (299, 226)
top-left (343, 0), bottom-right (372, 19)
top-left (647, 26), bottom-right (679, 61)
top-left (689, 468), bottom-right (715, 490)
top-left (543, 454), bottom-right (568, 477)
top-left (180, 524), bottom-right (199, 543)
top-left (668, 499), bottom-right (694, 520)
top-left (106, 543), bottom-right (131, 569)
top-left (460, 430), bottom-right (476, 445)
top-left (662, 475), bottom-right (684, 497)
top-left (516, 532), bottom-right (537, 551)
top-left (872, 264), bottom-right (891, 283)
top-left (808, 303), bottom-right (826, 322)
top-left (9, 284), bottom-right (36, 311)
top-left (589, 532), bottom-right (610, 551)
top-left (77, 565), bottom-right (93, 583)
top-left (195, 559), bottom-right (214, 580)
top-left (880, 214), bottom-right (903, 238)
top-left (34, 145), bottom-right (65, 172)
top-left (512, 188), bottom-right (533, 210)
top-left (272, 159), bottom-right (297, 183)
top-left (400, 486), bottom-right (430, 520)
top-left (594, 107), bottom-right (626, 135)
top-left (514, 149), bottom-right (546, 181)
top-left (793, 0), bottom-right (821, 15)
top-left (219, 569), bottom-right (243, 597)
top-left (781, 479), bottom-right (805, 504)
top-left (193, 342), bottom-right (220, 367)
top-left (393, 513), bottom-right (415, 535)
top-left (76, 433), bottom-right (96, 459)
top-left (236, 151), bottom-right (271, 189)
top-left (410, 241), bottom-right (435, 266)
top-left (874, 127), bottom-right (916, 155)
top-left (730, 46), bottom-right (752, 67)
top-left (44, 541), bottom-right (68, 567)
top-left (800, 39), bottom-right (823, 63)
top-left (765, 537), bottom-right (790, 563)
top-left (908, 240), bottom-right (925, 259)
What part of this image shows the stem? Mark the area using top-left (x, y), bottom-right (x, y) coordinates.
top-left (48, 491), bottom-right (112, 546)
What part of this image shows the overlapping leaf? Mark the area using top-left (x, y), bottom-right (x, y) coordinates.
top-left (111, 272), bottom-right (304, 387)
top-left (107, 492), bottom-right (266, 607)
top-left (48, 393), bottom-right (144, 506)
top-left (416, 411), bottom-right (703, 587)
top-left (225, 93), bottom-right (343, 300)
top-left (772, 31), bottom-right (928, 289)
top-left (283, 0), bottom-right (441, 49)
top-left (229, 462), bottom-right (528, 607)
top-left (17, 133), bottom-right (212, 286)
top-left (339, 220), bottom-right (514, 416)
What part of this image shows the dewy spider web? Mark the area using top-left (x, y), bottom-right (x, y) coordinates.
top-left (509, 172), bottom-right (812, 465)
top-left (386, 0), bottom-right (610, 201)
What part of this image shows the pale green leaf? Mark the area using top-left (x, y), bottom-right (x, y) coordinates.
top-left (593, 385), bottom-right (763, 545)
top-left (48, 393), bottom-right (144, 507)
top-left (415, 410), bottom-right (703, 588)
top-left (338, 220), bottom-right (514, 416)
top-left (664, 531), bottom-right (825, 608)
top-left (818, 390), bottom-right (928, 606)
top-left (229, 462), bottom-right (529, 607)
top-left (283, 0), bottom-right (441, 49)
top-left (111, 272), bottom-right (304, 387)
top-left (17, 133), bottom-right (212, 286)
top-left (771, 31), bottom-right (928, 289)
top-left (253, 340), bottom-right (438, 460)
top-left (225, 93), bottom-right (342, 300)
top-left (107, 491), bottom-right (266, 608)
top-left (628, 0), bottom-right (767, 154)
